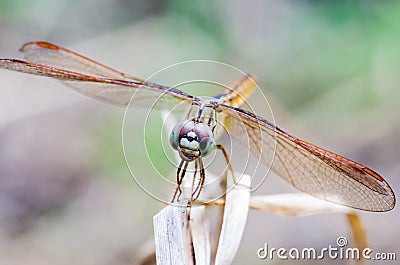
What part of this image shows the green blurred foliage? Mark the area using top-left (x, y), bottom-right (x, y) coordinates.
top-left (167, 0), bottom-right (228, 48)
top-left (266, 1), bottom-right (400, 110)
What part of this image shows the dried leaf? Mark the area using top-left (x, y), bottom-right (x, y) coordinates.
top-left (215, 174), bottom-right (251, 265)
top-left (153, 206), bottom-right (193, 265)
top-left (190, 206), bottom-right (211, 265)
top-left (249, 193), bottom-right (348, 216)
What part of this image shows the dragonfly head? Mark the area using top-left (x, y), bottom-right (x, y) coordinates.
top-left (170, 119), bottom-right (215, 162)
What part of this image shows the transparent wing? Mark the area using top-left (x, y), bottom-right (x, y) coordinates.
top-left (19, 41), bottom-right (143, 81)
top-left (220, 104), bottom-right (395, 212)
top-left (0, 42), bottom-right (194, 107)
top-left (214, 74), bottom-right (256, 108)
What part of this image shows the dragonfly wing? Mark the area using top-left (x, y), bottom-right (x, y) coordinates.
top-left (220, 104), bottom-right (395, 212)
top-left (214, 74), bottom-right (257, 108)
top-left (60, 79), bottom-right (192, 108)
top-left (19, 41), bottom-right (143, 81)
top-left (0, 59), bottom-right (194, 107)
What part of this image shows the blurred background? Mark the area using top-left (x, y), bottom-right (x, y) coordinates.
top-left (0, 0), bottom-right (399, 264)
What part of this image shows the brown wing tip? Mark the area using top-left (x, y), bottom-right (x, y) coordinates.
top-left (361, 167), bottom-right (396, 211)
top-left (19, 41), bottom-right (60, 52)
top-left (361, 167), bottom-right (384, 182)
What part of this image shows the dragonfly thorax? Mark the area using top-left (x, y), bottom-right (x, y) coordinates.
top-left (170, 119), bottom-right (215, 162)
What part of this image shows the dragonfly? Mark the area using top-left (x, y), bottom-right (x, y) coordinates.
top-left (0, 41), bottom-right (395, 211)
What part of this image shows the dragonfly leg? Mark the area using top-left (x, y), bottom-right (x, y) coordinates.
top-left (216, 144), bottom-right (236, 184)
top-left (171, 160), bottom-right (188, 203)
top-left (195, 103), bottom-right (206, 123)
top-left (210, 103), bottom-right (218, 133)
top-left (190, 159), bottom-right (199, 199)
top-left (192, 158), bottom-right (205, 202)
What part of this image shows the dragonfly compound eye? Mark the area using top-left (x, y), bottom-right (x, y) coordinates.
top-left (169, 120), bottom-right (187, 150)
top-left (195, 123), bottom-right (215, 156)
top-left (170, 120), bottom-right (197, 149)
top-left (199, 137), bottom-right (215, 156)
